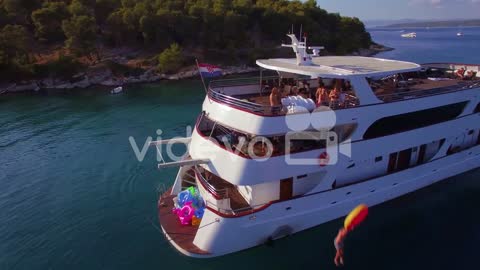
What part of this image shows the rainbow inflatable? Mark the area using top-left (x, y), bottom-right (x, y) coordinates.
top-left (172, 187), bottom-right (205, 226)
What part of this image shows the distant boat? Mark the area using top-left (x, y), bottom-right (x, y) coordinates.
top-left (111, 86), bottom-right (123, 94)
top-left (457, 32), bottom-right (464, 37)
top-left (401, 32), bottom-right (417, 38)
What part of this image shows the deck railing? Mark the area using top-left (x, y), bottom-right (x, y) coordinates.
top-left (193, 166), bottom-right (271, 216)
top-left (207, 77), bottom-right (480, 115)
top-left (209, 76), bottom-right (279, 89)
top-left (377, 80), bottom-right (480, 102)
top-left (208, 75), bottom-right (365, 115)
top-left (203, 200), bottom-right (265, 216)
top-left (208, 76), bottom-right (288, 116)
top-left (208, 89), bottom-right (284, 115)
top-left (194, 168), bottom-right (229, 199)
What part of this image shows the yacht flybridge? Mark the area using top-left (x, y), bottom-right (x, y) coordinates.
top-left (154, 34), bottom-right (480, 257)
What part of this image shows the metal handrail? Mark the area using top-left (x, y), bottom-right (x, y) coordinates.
top-left (207, 75), bottom-right (363, 114)
top-left (209, 87), bottom-right (361, 114)
top-left (204, 199), bottom-right (270, 216)
top-left (209, 75), bottom-right (280, 89)
top-left (208, 89), bottom-right (284, 115)
top-left (193, 167), bottom-right (270, 216)
top-left (194, 167), bottom-right (228, 198)
top-left (377, 80), bottom-right (480, 102)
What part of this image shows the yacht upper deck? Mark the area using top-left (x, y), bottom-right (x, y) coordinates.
top-left (207, 63), bottom-right (480, 117)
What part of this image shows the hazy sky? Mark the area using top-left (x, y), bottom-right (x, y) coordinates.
top-left (316, 0), bottom-right (480, 20)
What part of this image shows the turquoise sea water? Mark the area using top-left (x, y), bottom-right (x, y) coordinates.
top-left (1, 28), bottom-right (480, 270)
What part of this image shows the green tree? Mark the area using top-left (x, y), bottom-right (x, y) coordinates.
top-left (105, 10), bottom-right (129, 45)
top-left (232, 0), bottom-right (253, 9)
top-left (68, 0), bottom-right (94, 16)
top-left (336, 17), bottom-right (371, 54)
top-left (157, 43), bottom-right (183, 73)
top-left (212, 0), bottom-right (230, 15)
top-left (2, 0), bottom-right (41, 24)
top-left (0, 24), bottom-right (30, 68)
top-left (31, 2), bottom-right (69, 42)
top-left (95, 0), bottom-right (120, 25)
top-left (62, 15), bottom-right (98, 57)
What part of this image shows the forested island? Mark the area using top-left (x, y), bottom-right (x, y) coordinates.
top-left (384, 19), bottom-right (480, 28)
top-left (0, 0), bottom-right (378, 93)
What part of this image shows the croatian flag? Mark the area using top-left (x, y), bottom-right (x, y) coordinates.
top-left (198, 63), bottom-right (222, 78)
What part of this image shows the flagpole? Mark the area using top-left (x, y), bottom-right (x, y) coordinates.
top-left (195, 59), bottom-right (209, 95)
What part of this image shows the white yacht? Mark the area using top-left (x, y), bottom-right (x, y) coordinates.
top-left (401, 32), bottom-right (417, 38)
top-left (154, 34), bottom-right (480, 257)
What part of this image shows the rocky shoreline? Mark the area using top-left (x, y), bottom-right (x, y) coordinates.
top-left (0, 44), bottom-right (393, 95)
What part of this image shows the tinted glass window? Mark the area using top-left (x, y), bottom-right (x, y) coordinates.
top-left (363, 102), bottom-right (468, 139)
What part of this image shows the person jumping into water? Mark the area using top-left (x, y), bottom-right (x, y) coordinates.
top-left (334, 228), bottom-right (348, 267)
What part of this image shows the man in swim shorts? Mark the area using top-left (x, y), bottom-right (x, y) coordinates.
top-left (334, 228), bottom-right (348, 267)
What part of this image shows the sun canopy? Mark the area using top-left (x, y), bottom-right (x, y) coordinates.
top-left (256, 56), bottom-right (421, 78)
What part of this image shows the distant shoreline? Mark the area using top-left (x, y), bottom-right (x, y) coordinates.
top-left (374, 26), bottom-right (480, 30)
top-left (380, 19), bottom-right (480, 29)
top-left (0, 44), bottom-right (393, 96)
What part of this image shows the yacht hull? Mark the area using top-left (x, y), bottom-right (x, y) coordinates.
top-left (162, 145), bottom-right (480, 257)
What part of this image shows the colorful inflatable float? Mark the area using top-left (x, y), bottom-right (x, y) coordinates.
top-left (172, 187), bottom-right (206, 226)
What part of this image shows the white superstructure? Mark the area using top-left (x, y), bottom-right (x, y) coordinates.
top-left (155, 34), bottom-right (480, 258)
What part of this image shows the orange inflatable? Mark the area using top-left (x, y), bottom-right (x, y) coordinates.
top-left (191, 216), bottom-right (201, 226)
top-left (344, 204), bottom-right (368, 231)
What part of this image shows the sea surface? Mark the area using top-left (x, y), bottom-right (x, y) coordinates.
top-left (1, 27), bottom-right (480, 270)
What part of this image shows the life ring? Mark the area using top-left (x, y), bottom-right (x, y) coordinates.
top-left (249, 137), bottom-right (273, 158)
top-left (319, 152), bottom-right (330, 167)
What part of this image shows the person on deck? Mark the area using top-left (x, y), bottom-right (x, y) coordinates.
top-left (456, 67), bottom-right (466, 79)
top-left (269, 87), bottom-right (282, 107)
top-left (329, 79), bottom-right (344, 108)
top-left (334, 228), bottom-right (348, 267)
top-left (291, 86), bottom-right (299, 96)
top-left (316, 81), bottom-right (329, 106)
top-left (299, 88), bottom-right (308, 99)
top-left (465, 70), bottom-right (475, 80)
top-left (329, 88), bottom-right (340, 108)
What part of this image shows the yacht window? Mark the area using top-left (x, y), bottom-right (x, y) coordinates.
top-left (197, 115), bottom-right (357, 158)
top-left (475, 103), bottom-right (480, 113)
top-left (363, 102), bottom-right (468, 139)
top-left (375, 156), bottom-right (382, 162)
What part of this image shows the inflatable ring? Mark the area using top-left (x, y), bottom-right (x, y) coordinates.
top-left (319, 152), bottom-right (330, 167)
